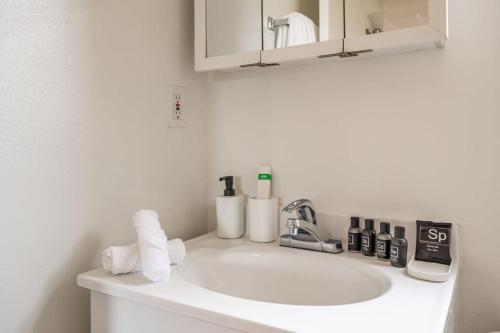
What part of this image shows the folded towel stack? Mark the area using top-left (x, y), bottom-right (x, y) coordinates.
top-left (101, 210), bottom-right (186, 282)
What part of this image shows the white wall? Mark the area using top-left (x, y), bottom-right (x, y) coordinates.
top-left (0, 1), bottom-right (206, 332)
top-left (206, 1), bottom-right (500, 332)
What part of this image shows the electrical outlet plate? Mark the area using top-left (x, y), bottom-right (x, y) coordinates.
top-left (168, 85), bottom-right (185, 128)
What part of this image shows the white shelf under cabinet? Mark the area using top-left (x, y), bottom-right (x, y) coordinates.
top-left (260, 39), bottom-right (343, 66)
top-left (195, 51), bottom-right (261, 72)
top-left (344, 25), bottom-right (446, 54)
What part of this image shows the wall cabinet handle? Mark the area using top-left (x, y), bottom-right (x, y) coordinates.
top-left (240, 62), bottom-right (280, 68)
top-left (240, 63), bottom-right (261, 68)
top-left (318, 52), bottom-right (343, 59)
top-left (318, 49), bottom-right (373, 59)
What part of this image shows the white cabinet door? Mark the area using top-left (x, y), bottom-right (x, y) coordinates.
top-left (260, 0), bottom-right (344, 66)
top-left (195, 0), bottom-right (262, 72)
top-left (343, 0), bottom-right (448, 55)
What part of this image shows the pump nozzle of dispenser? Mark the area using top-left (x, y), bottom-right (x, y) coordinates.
top-left (219, 176), bottom-right (235, 197)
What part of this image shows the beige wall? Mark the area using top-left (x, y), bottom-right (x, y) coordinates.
top-left (206, 1), bottom-right (500, 332)
top-left (0, 1), bottom-right (206, 332)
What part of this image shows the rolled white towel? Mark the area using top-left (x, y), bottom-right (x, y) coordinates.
top-left (134, 210), bottom-right (171, 282)
top-left (163, 239), bottom-right (186, 265)
top-left (102, 239), bottom-right (186, 275)
top-left (101, 242), bottom-right (140, 275)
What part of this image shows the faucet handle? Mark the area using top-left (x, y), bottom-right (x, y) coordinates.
top-left (282, 199), bottom-right (317, 224)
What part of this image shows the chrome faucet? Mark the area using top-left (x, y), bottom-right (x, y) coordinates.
top-left (282, 199), bottom-right (317, 236)
top-left (280, 199), bottom-right (343, 254)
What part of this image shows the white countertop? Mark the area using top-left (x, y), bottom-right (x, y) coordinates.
top-left (78, 233), bottom-right (458, 333)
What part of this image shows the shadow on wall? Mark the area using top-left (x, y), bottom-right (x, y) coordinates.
top-left (26, 234), bottom-right (100, 333)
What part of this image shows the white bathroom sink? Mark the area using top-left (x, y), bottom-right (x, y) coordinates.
top-left (78, 232), bottom-right (458, 333)
top-left (177, 244), bottom-right (390, 306)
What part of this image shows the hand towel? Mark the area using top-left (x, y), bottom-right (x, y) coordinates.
top-left (134, 210), bottom-right (170, 282)
top-left (102, 239), bottom-right (186, 275)
top-left (276, 12), bottom-right (318, 49)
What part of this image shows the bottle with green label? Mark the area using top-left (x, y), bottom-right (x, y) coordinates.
top-left (257, 165), bottom-right (272, 199)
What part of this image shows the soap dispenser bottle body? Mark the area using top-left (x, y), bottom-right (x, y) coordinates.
top-left (216, 176), bottom-right (244, 239)
top-left (377, 222), bottom-right (392, 262)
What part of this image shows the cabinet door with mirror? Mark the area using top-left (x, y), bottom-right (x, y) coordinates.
top-left (195, 0), bottom-right (263, 71)
top-left (344, 0), bottom-right (448, 54)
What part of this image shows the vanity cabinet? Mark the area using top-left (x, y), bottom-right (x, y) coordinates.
top-left (195, 0), bottom-right (448, 72)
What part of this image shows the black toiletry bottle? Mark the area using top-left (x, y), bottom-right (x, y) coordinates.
top-left (348, 217), bottom-right (362, 253)
top-left (377, 222), bottom-right (392, 261)
top-left (362, 219), bottom-right (376, 256)
top-left (390, 226), bottom-right (408, 268)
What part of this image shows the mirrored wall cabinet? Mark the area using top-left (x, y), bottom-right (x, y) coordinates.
top-left (195, 0), bottom-right (448, 72)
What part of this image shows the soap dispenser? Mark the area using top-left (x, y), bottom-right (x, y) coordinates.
top-left (216, 176), bottom-right (244, 239)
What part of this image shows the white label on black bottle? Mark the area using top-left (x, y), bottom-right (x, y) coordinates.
top-left (377, 240), bottom-right (390, 259)
top-left (362, 236), bottom-right (369, 248)
top-left (390, 246), bottom-right (399, 259)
